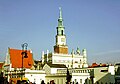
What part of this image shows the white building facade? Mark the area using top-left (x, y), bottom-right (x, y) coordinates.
top-left (25, 69), bottom-right (46, 84)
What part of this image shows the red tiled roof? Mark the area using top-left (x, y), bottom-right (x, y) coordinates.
top-left (101, 64), bottom-right (107, 67)
top-left (9, 48), bottom-right (34, 69)
top-left (89, 63), bottom-right (108, 68)
top-left (92, 63), bottom-right (98, 67)
top-left (0, 62), bottom-right (4, 69)
top-left (88, 63), bottom-right (99, 68)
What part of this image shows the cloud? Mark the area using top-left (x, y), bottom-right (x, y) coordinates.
top-left (92, 50), bottom-right (120, 56)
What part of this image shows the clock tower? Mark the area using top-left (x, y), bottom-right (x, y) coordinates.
top-left (54, 7), bottom-right (68, 54)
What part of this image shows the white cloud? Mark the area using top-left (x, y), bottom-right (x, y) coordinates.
top-left (93, 50), bottom-right (120, 56)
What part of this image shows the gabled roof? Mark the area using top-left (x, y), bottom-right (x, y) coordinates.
top-left (9, 48), bottom-right (34, 69)
top-left (46, 63), bottom-right (66, 68)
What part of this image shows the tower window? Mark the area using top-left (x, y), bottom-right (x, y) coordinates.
top-left (57, 30), bottom-right (58, 35)
top-left (61, 30), bottom-right (63, 35)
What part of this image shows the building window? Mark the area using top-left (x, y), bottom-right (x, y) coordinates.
top-left (71, 65), bottom-right (73, 68)
top-left (83, 70), bottom-right (84, 73)
top-left (89, 70), bottom-right (91, 73)
top-left (80, 59), bottom-right (82, 63)
top-left (80, 79), bottom-right (82, 84)
top-left (74, 79), bottom-right (77, 83)
top-left (75, 61), bottom-right (78, 63)
top-left (78, 65), bottom-right (80, 68)
top-left (61, 30), bottom-right (63, 35)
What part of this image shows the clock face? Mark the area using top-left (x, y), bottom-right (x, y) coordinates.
top-left (61, 38), bottom-right (65, 42)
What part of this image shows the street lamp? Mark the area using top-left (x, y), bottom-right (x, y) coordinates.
top-left (21, 43), bottom-right (28, 80)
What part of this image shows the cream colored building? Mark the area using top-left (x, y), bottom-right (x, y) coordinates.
top-left (42, 63), bottom-right (116, 84)
top-left (57, 68), bottom-right (92, 84)
top-left (42, 7), bottom-right (88, 69)
top-left (43, 63), bottom-right (67, 84)
top-left (43, 63), bottom-right (92, 84)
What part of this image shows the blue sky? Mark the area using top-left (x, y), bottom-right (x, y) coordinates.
top-left (0, 0), bottom-right (120, 64)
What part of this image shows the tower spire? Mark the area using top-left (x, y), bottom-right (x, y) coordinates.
top-left (58, 7), bottom-right (64, 27)
top-left (59, 7), bottom-right (62, 19)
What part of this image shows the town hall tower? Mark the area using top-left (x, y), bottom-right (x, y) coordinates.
top-left (54, 7), bottom-right (68, 54)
